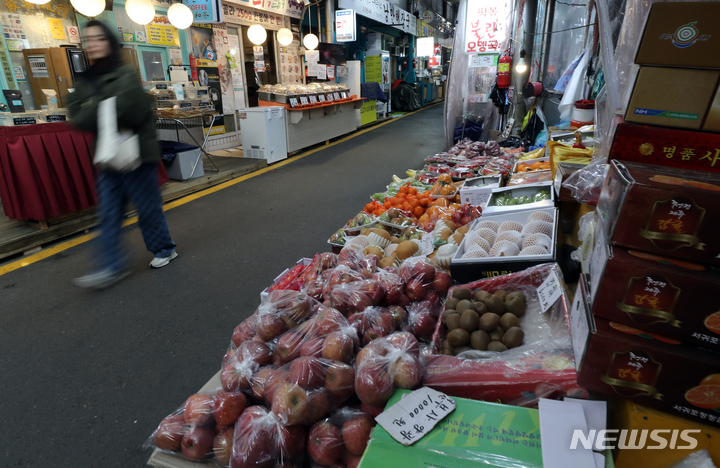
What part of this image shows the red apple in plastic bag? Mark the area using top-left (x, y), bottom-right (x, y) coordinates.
top-left (300, 336), bottom-right (324, 358)
top-left (389, 354), bottom-right (422, 389)
top-left (315, 307), bottom-right (346, 335)
top-left (405, 276), bottom-right (428, 300)
top-left (214, 391), bottom-right (247, 427)
top-left (250, 366), bottom-right (277, 402)
top-left (288, 357), bottom-right (325, 389)
top-left (342, 414), bottom-right (375, 456)
top-left (322, 331), bottom-right (354, 363)
top-left (325, 362), bottom-right (355, 402)
top-left (263, 369), bottom-right (290, 405)
top-left (257, 314), bottom-right (286, 342)
top-left (213, 428), bottom-right (234, 465)
top-left (232, 321), bottom-right (256, 347)
top-left (363, 326), bottom-right (388, 345)
top-left (411, 311), bottom-right (436, 338)
top-left (184, 394), bottom-right (215, 427)
top-left (431, 271), bottom-right (452, 293)
top-left (271, 383), bottom-right (309, 425)
top-left (347, 291), bottom-right (373, 314)
top-left (237, 340), bottom-right (273, 366)
top-left (304, 390), bottom-right (331, 425)
top-left (276, 332), bottom-right (304, 363)
top-left (387, 306), bottom-right (407, 329)
top-left (308, 421), bottom-right (344, 466)
top-left (276, 424), bottom-right (307, 459)
top-left (154, 414), bottom-right (187, 451)
top-left (182, 426), bottom-right (215, 460)
top-left (355, 280), bottom-right (385, 306)
top-left (386, 331), bottom-right (420, 356)
top-left (343, 450), bottom-right (363, 468)
top-left (355, 364), bottom-right (394, 407)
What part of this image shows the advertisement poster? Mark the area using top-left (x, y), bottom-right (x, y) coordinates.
top-left (189, 24), bottom-right (217, 61)
top-left (195, 58), bottom-right (225, 135)
top-left (227, 34), bottom-right (246, 109)
top-left (169, 48), bottom-right (183, 66)
top-left (182, 0), bottom-right (222, 23)
top-left (464, 1), bottom-right (507, 53)
top-left (147, 15), bottom-right (178, 46)
top-left (48, 18), bottom-right (65, 39)
top-left (278, 33), bottom-right (301, 83)
top-left (212, 24), bottom-right (234, 114)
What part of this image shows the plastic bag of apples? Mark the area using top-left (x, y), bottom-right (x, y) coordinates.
top-left (347, 305), bottom-right (408, 346)
top-left (307, 407), bottom-right (377, 468)
top-left (354, 331), bottom-right (424, 415)
top-left (144, 387), bottom-right (248, 465)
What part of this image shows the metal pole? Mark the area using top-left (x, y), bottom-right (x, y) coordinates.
top-left (325, 0), bottom-right (335, 44)
top-left (512, 0), bottom-right (538, 134)
top-left (317, 5), bottom-right (322, 42)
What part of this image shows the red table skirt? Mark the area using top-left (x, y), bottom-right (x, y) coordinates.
top-left (0, 122), bottom-right (169, 221)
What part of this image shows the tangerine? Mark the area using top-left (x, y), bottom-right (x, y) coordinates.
top-left (704, 311), bottom-right (720, 335)
top-left (701, 374), bottom-right (720, 386)
top-left (413, 206), bottom-right (424, 217)
top-left (685, 385), bottom-right (720, 409)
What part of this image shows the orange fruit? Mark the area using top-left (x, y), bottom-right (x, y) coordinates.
top-left (383, 200), bottom-right (392, 209)
top-left (609, 322), bottom-right (643, 335)
top-left (365, 203), bottom-right (375, 213)
top-left (399, 186), bottom-right (408, 194)
top-left (434, 198), bottom-right (449, 208)
top-left (414, 206), bottom-right (424, 217)
top-left (704, 312), bottom-right (720, 335)
top-left (701, 374), bottom-right (720, 386)
top-left (685, 385), bottom-right (720, 409)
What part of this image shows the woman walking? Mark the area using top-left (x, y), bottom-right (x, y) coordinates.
top-left (68, 20), bottom-right (178, 289)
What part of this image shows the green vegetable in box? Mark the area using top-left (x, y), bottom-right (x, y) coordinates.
top-left (533, 190), bottom-right (550, 202)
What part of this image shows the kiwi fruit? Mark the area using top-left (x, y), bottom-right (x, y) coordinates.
top-left (441, 309), bottom-right (457, 324)
top-left (453, 346), bottom-right (472, 356)
top-left (484, 295), bottom-right (505, 315)
top-left (478, 313), bottom-right (500, 332)
top-left (445, 314), bottom-right (462, 331)
top-left (447, 328), bottom-right (470, 347)
top-left (473, 290), bottom-right (491, 303)
top-left (460, 310), bottom-right (480, 332)
top-left (506, 291), bottom-right (527, 305)
top-left (473, 301), bottom-right (488, 315)
top-left (494, 290), bottom-right (509, 301)
top-left (470, 330), bottom-right (490, 350)
top-left (489, 326), bottom-right (504, 342)
top-left (444, 298), bottom-right (460, 310)
top-left (504, 296), bottom-right (526, 317)
top-left (442, 339), bottom-right (453, 351)
top-left (500, 313), bottom-right (520, 331)
top-left (452, 287), bottom-right (472, 301)
top-left (487, 341), bottom-right (509, 352)
top-left (502, 327), bottom-right (525, 349)
top-left (456, 299), bottom-right (473, 314)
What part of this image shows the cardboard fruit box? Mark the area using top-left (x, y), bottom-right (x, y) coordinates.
top-left (424, 264), bottom-right (580, 404)
top-left (590, 244), bottom-right (720, 351)
top-left (609, 123), bottom-right (720, 174)
top-left (597, 160), bottom-right (720, 266)
top-left (482, 182), bottom-right (555, 215)
top-left (359, 390), bottom-right (543, 468)
top-left (573, 275), bottom-right (720, 428)
top-left (450, 207), bottom-right (558, 284)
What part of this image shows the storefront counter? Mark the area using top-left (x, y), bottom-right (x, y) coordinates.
top-left (260, 98), bottom-right (365, 153)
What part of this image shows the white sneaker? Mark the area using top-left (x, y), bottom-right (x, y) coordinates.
top-left (150, 251), bottom-right (178, 268)
top-left (73, 269), bottom-right (131, 289)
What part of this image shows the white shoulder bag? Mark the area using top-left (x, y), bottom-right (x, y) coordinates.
top-left (94, 96), bottom-right (141, 172)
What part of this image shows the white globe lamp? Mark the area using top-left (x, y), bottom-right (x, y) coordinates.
top-left (126, 0), bottom-right (156, 25)
top-left (168, 3), bottom-right (193, 29)
top-left (277, 28), bottom-right (293, 46)
top-left (71, 0), bottom-right (105, 17)
top-left (248, 24), bottom-right (267, 45)
top-left (303, 33), bottom-right (318, 51)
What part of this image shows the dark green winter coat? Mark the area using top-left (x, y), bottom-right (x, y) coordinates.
top-left (66, 64), bottom-right (159, 165)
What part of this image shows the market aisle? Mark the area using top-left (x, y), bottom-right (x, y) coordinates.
top-left (0, 104), bottom-right (445, 468)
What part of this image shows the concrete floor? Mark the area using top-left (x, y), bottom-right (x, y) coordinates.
top-left (0, 104), bottom-right (445, 468)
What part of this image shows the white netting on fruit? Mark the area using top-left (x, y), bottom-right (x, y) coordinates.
top-left (522, 233), bottom-right (553, 251)
top-left (434, 226), bottom-right (453, 242)
top-left (498, 221), bottom-right (524, 234)
top-left (447, 233), bottom-right (465, 247)
top-left (475, 219), bottom-right (499, 232)
top-left (489, 240), bottom-right (520, 257)
top-left (345, 235), bottom-right (370, 250)
top-left (495, 230), bottom-right (523, 249)
top-left (465, 231), bottom-right (492, 252)
top-left (527, 211), bottom-right (553, 223)
top-left (475, 228), bottom-right (497, 245)
top-left (519, 246), bottom-right (549, 256)
top-left (384, 243), bottom-right (398, 257)
top-left (462, 247), bottom-right (488, 259)
top-left (521, 220), bottom-right (553, 238)
top-left (368, 232), bottom-right (391, 248)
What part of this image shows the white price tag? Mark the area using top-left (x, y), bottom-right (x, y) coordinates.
top-left (300, 96), bottom-right (309, 106)
top-left (289, 98), bottom-right (299, 108)
top-left (461, 191), bottom-right (491, 208)
top-left (537, 270), bottom-right (562, 313)
top-left (420, 233), bottom-right (434, 256)
top-left (375, 388), bottom-right (456, 446)
top-left (309, 95), bottom-right (318, 104)
top-left (318, 94), bottom-right (326, 103)
top-left (333, 92), bottom-right (341, 100)
top-left (326, 93), bottom-right (334, 102)
top-left (341, 91), bottom-right (348, 99)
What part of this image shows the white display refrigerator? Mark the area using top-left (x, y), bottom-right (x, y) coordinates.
top-left (238, 106), bottom-right (288, 164)
top-left (366, 50), bottom-right (391, 118)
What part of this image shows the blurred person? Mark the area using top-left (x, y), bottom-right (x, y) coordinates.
top-left (67, 20), bottom-right (178, 289)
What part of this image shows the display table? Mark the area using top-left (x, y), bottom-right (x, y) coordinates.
top-left (0, 121), bottom-right (169, 223)
top-left (259, 98), bottom-right (365, 153)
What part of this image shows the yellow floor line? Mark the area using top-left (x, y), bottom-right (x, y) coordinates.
top-left (0, 103), bottom-right (440, 277)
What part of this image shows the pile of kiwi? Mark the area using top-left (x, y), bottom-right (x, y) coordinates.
top-left (440, 287), bottom-right (526, 356)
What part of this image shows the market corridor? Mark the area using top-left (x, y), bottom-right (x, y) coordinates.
top-left (0, 104), bottom-right (445, 468)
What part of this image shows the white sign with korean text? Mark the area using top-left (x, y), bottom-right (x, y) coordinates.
top-left (470, 53), bottom-right (499, 68)
top-left (464, 0), bottom-right (507, 54)
top-left (375, 388), bottom-right (456, 446)
top-left (223, 0), bottom-right (302, 19)
top-left (335, 9), bottom-right (356, 42)
top-left (338, 0), bottom-right (417, 35)
top-left (221, 2), bottom-right (290, 30)
top-left (537, 270), bottom-right (562, 313)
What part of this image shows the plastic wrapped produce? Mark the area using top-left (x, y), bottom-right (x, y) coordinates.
top-left (354, 331), bottom-right (423, 411)
top-left (347, 306), bottom-right (404, 346)
top-left (306, 408), bottom-right (376, 467)
top-left (424, 264), bottom-right (579, 404)
top-left (252, 290), bottom-right (318, 342)
top-left (221, 340), bottom-right (274, 391)
top-left (399, 256), bottom-right (451, 304)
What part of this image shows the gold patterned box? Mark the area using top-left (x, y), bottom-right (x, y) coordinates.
top-left (598, 160), bottom-right (720, 266)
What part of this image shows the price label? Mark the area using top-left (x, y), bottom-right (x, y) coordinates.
top-left (300, 96), bottom-right (309, 106)
top-left (326, 93), bottom-right (334, 102)
top-left (333, 92), bottom-right (341, 100)
top-left (289, 98), bottom-right (299, 108)
top-left (157, 96), bottom-right (170, 101)
top-left (318, 94), bottom-right (326, 103)
top-left (45, 115), bottom-right (66, 122)
top-left (375, 388), bottom-right (456, 446)
top-left (180, 102), bottom-right (193, 108)
top-left (13, 117), bottom-right (36, 125)
top-left (309, 95), bottom-right (318, 104)
top-left (156, 84), bottom-right (168, 90)
top-left (537, 270), bottom-right (562, 313)
top-left (341, 92), bottom-right (348, 99)
top-left (461, 190), bottom-right (491, 208)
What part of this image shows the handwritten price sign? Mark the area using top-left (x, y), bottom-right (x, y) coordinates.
top-left (537, 270), bottom-right (562, 312)
top-left (375, 388), bottom-right (456, 446)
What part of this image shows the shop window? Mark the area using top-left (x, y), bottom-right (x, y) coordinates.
top-left (140, 49), bottom-right (167, 81)
top-left (543, 0), bottom-right (591, 91)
